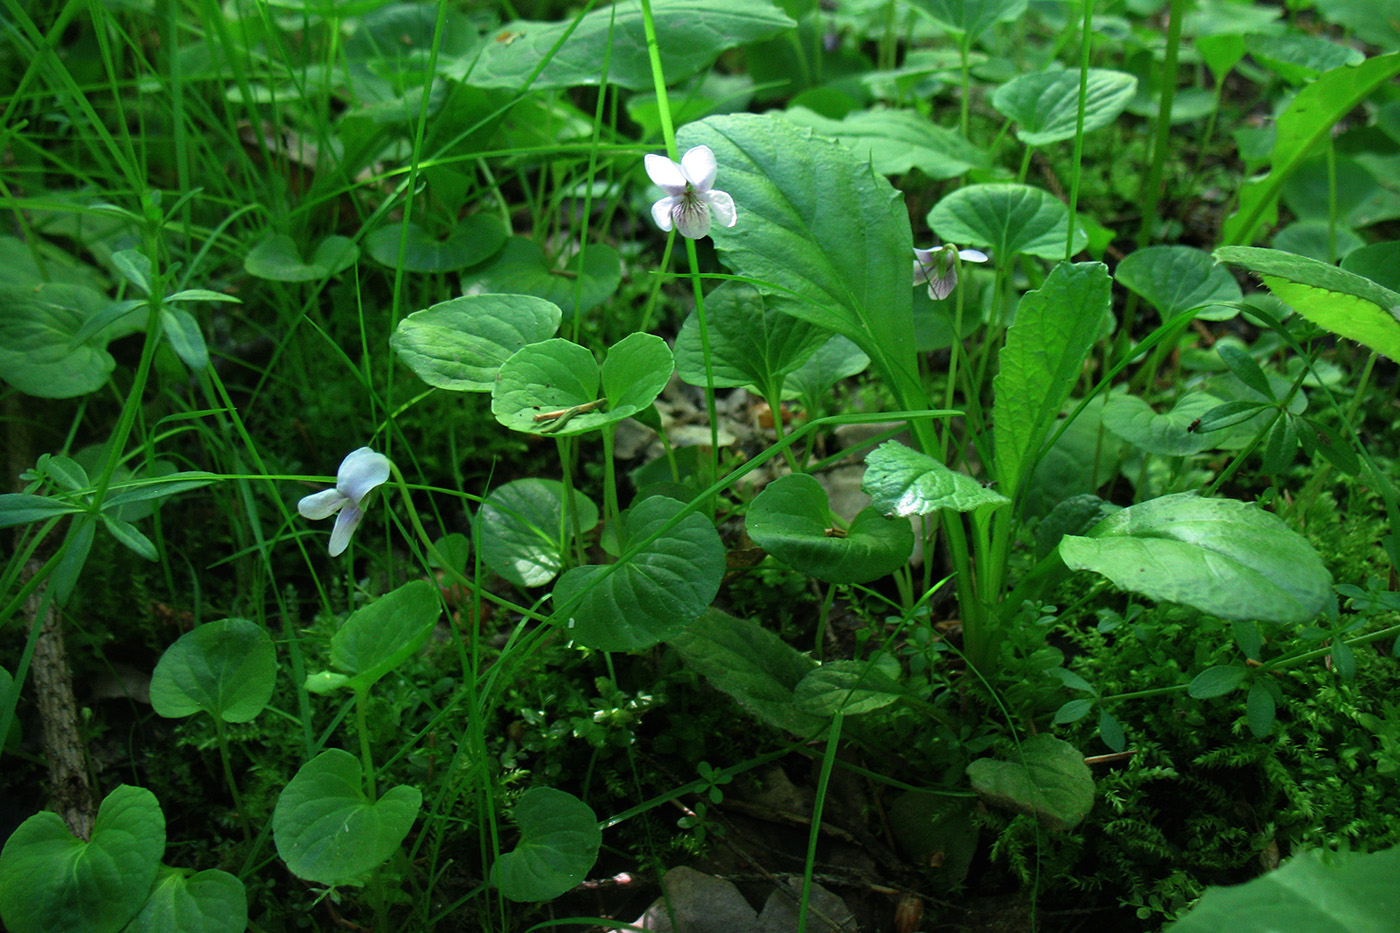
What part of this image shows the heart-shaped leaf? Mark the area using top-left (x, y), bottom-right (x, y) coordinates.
top-left (462, 237), bottom-right (620, 317)
top-left (928, 184), bottom-right (1088, 260)
top-left (304, 580), bottom-right (440, 695)
top-left (493, 787), bottom-right (601, 902)
top-left (1245, 32), bottom-right (1364, 84)
top-left (1101, 393), bottom-right (1221, 457)
top-left (150, 619), bottom-right (277, 723)
top-left (272, 749), bottom-right (422, 887)
top-left (782, 335), bottom-right (870, 402)
top-left (391, 294), bottom-right (562, 392)
top-left (992, 69), bottom-right (1137, 146)
top-left (0, 784), bottom-right (164, 933)
top-left (0, 284), bottom-right (142, 399)
top-left (478, 479), bottom-right (599, 588)
top-left (554, 496), bottom-right (723, 651)
top-left (920, 0), bottom-right (1028, 41)
top-left (1059, 492), bottom-right (1332, 624)
top-left (365, 216), bottom-right (505, 272)
top-left (1115, 246), bottom-right (1242, 322)
top-left (747, 474), bottom-right (914, 584)
top-left (243, 234), bottom-right (358, 282)
top-left (862, 439), bottom-right (1010, 516)
top-left (124, 868), bottom-right (247, 933)
top-left (779, 106), bottom-right (987, 179)
top-left (794, 660), bottom-right (907, 716)
top-left (492, 334), bottom-right (672, 436)
top-left (672, 282), bottom-right (827, 398)
top-left (966, 734), bottom-right (1093, 832)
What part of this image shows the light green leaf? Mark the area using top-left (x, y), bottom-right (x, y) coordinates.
top-left (364, 216), bottom-right (505, 272)
top-left (272, 749), bottom-right (421, 887)
top-left (150, 619), bottom-right (277, 723)
top-left (1114, 246), bottom-right (1242, 321)
top-left (783, 335), bottom-right (870, 402)
top-left (111, 249), bottom-right (152, 294)
top-left (124, 868), bottom-right (247, 933)
top-left (462, 237), bottom-right (620, 317)
top-left (920, 0), bottom-right (1028, 42)
top-left (554, 497), bottom-right (723, 651)
top-left (928, 184), bottom-right (1089, 260)
top-left (779, 106), bottom-right (987, 178)
top-left (160, 307), bottom-right (208, 370)
top-left (991, 69), bottom-right (1137, 146)
top-left (862, 439), bottom-right (1008, 516)
top-left (1059, 492), bottom-right (1332, 624)
top-left (1101, 393), bottom-right (1220, 456)
top-left (306, 580), bottom-right (440, 695)
top-left (391, 294), bottom-right (562, 392)
top-left (1245, 32), bottom-right (1365, 84)
top-left (672, 282), bottom-right (827, 396)
top-left (492, 788), bottom-right (601, 902)
top-left (478, 479), bottom-right (599, 588)
top-left (966, 734), bottom-right (1093, 832)
top-left (243, 234), bottom-right (358, 282)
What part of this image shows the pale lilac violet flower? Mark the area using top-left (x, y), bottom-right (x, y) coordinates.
top-left (645, 145), bottom-right (737, 240)
top-left (298, 447), bottom-right (391, 557)
top-left (913, 244), bottom-right (989, 300)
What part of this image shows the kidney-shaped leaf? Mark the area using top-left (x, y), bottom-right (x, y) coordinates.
top-left (305, 580), bottom-right (440, 695)
top-left (1059, 492), bottom-right (1332, 623)
top-left (272, 749), bottom-right (422, 887)
top-left (966, 734), bottom-right (1093, 832)
top-left (462, 237), bottom-right (621, 317)
top-left (992, 69), bottom-right (1137, 146)
top-left (929, 184), bottom-right (1088, 260)
top-left (0, 784), bottom-right (164, 933)
top-left (0, 284), bottom-right (141, 399)
top-left (921, 0), bottom-right (1028, 41)
top-left (673, 281), bottom-right (827, 397)
top-left (553, 496), bottom-right (723, 651)
top-left (149, 619), bottom-right (277, 723)
top-left (1116, 246), bottom-right (1243, 321)
top-left (862, 440), bottom-right (1010, 516)
top-left (124, 868), bottom-right (247, 933)
top-left (391, 294), bottom-right (562, 392)
top-left (748, 474), bottom-right (913, 584)
top-left (1101, 393), bottom-right (1220, 457)
top-left (243, 234), bottom-right (357, 282)
top-left (478, 479), bottom-right (599, 588)
top-left (493, 787), bottom-right (601, 902)
top-left (365, 216), bottom-right (506, 272)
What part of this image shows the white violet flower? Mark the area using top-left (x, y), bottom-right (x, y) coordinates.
top-left (913, 244), bottom-right (989, 300)
top-left (298, 447), bottom-right (391, 557)
top-left (645, 145), bottom-right (737, 240)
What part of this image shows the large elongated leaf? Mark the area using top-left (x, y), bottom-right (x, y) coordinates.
top-left (456, 0), bottom-right (794, 91)
top-left (929, 184), bottom-right (1089, 260)
top-left (1223, 53), bottom-right (1400, 245)
top-left (554, 497), bottom-right (723, 651)
top-left (391, 294), bottom-right (562, 392)
top-left (993, 262), bottom-right (1111, 499)
top-left (493, 788), bottom-right (601, 902)
top-left (862, 439), bottom-right (1009, 516)
top-left (1059, 492), bottom-right (1332, 623)
top-left (992, 69), bottom-right (1137, 146)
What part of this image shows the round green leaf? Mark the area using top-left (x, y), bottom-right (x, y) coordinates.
top-left (928, 184), bottom-right (1088, 260)
top-left (365, 216), bottom-right (505, 272)
top-left (992, 69), bottom-right (1137, 146)
top-left (308, 580), bottom-right (440, 695)
top-left (748, 473), bottom-right (914, 584)
top-left (966, 734), bottom-right (1093, 832)
top-left (493, 787), bottom-right (601, 902)
top-left (478, 479), bottom-right (600, 588)
top-left (390, 294), bottom-right (562, 392)
top-left (601, 332), bottom-right (673, 416)
top-left (673, 282), bottom-right (827, 396)
top-left (0, 784), bottom-right (164, 933)
top-left (461, 237), bottom-right (621, 316)
top-left (243, 234), bottom-right (358, 282)
top-left (0, 284), bottom-right (140, 398)
top-left (1101, 393), bottom-right (1221, 456)
top-left (1059, 492), bottom-right (1332, 623)
top-left (1115, 246), bottom-right (1243, 322)
top-left (554, 496), bottom-right (723, 651)
top-left (124, 868), bottom-right (247, 933)
top-left (920, 0), bottom-right (1027, 41)
top-left (1271, 221), bottom-right (1364, 264)
top-left (272, 749), bottom-right (422, 887)
top-left (150, 619), bottom-right (277, 723)
top-left (862, 439), bottom-right (1010, 516)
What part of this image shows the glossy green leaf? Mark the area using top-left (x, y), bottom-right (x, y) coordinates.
top-left (794, 660), bottom-right (906, 716)
top-left (1166, 846), bottom-right (1400, 933)
top-left (1115, 246), bottom-right (1242, 322)
top-left (966, 734), bottom-right (1093, 832)
top-left (1101, 393), bottom-right (1220, 456)
top-left (747, 474), bottom-right (913, 584)
top-left (462, 237), bottom-right (620, 317)
top-left (992, 69), bottom-right (1137, 146)
top-left (478, 479), bottom-right (599, 588)
top-left (779, 106), bottom-right (987, 178)
top-left (862, 439), bottom-right (1009, 516)
top-left (1223, 53), bottom-right (1400, 245)
top-left (1059, 492), bottom-right (1332, 623)
top-left (150, 619), bottom-right (277, 723)
top-left (305, 580), bottom-right (440, 695)
top-left (365, 216), bottom-right (506, 272)
top-left (1214, 246), bottom-right (1400, 361)
top-left (391, 294), bottom-right (562, 392)
top-left (0, 785), bottom-right (164, 933)
top-left (492, 788), bottom-right (601, 902)
top-left (928, 184), bottom-right (1089, 260)
top-left (0, 284), bottom-right (142, 398)
top-left (672, 282), bottom-right (826, 397)
top-left (554, 496), bottom-right (723, 651)
top-left (920, 0), bottom-right (1027, 41)
top-left (243, 234), bottom-right (358, 282)
top-left (993, 262), bottom-right (1111, 499)
top-left (670, 609), bottom-right (822, 736)
top-left (456, 0), bottom-right (794, 91)
top-left (272, 749), bottom-right (421, 887)
top-left (1188, 664), bottom-right (1249, 699)
top-left (124, 868), bottom-right (247, 933)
